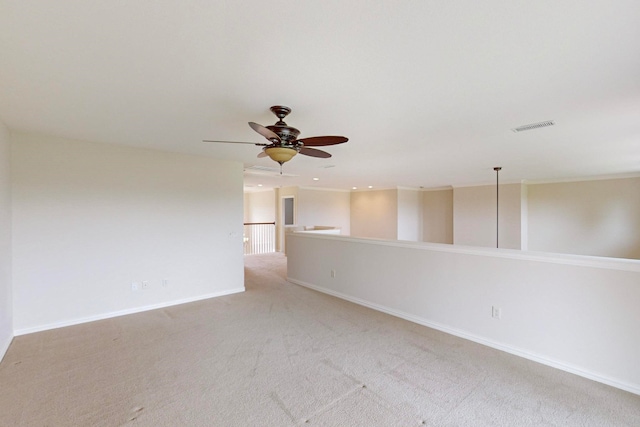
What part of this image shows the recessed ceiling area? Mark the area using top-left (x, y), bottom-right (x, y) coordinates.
top-left (1, 1), bottom-right (638, 191)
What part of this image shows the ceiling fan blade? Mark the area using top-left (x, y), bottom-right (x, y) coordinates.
top-left (249, 122), bottom-right (281, 142)
top-left (257, 151), bottom-right (267, 158)
top-left (202, 140), bottom-right (268, 146)
top-left (296, 136), bottom-right (348, 147)
top-left (299, 146), bottom-right (332, 158)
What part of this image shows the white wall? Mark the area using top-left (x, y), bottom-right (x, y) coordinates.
top-left (297, 188), bottom-right (350, 235)
top-left (422, 189), bottom-right (453, 244)
top-left (11, 133), bottom-right (245, 333)
top-left (528, 178), bottom-right (640, 259)
top-left (244, 189), bottom-right (275, 223)
top-left (453, 184), bottom-right (523, 249)
top-left (397, 188), bottom-right (422, 241)
top-left (350, 189), bottom-right (398, 240)
top-left (0, 120), bottom-right (11, 360)
top-left (287, 233), bottom-right (640, 395)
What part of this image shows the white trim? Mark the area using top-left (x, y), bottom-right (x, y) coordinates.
top-left (13, 287), bottom-right (245, 336)
top-left (291, 233), bottom-right (640, 273)
top-left (288, 278), bottom-right (640, 396)
top-left (350, 187), bottom-right (397, 193)
top-left (419, 186), bottom-right (453, 192)
top-left (0, 334), bottom-right (13, 363)
top-left (245, 173), bottom-right (640, 194)
top-left (451, 180), bottom-right (524, 189)
top-left (524, 172), bottom-right (640, 185)
top-left (298, 186), bottom-right (351, 193)
top-left (243, 186), bottom-right (275, 193)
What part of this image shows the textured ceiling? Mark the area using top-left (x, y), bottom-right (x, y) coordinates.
top-left (1, 1), bottom-right (639, 191)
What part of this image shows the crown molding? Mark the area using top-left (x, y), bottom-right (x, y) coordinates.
top-left (298, 186), bottom-right (351, 193)
top-left (523, 172), bottom-right (640, 185)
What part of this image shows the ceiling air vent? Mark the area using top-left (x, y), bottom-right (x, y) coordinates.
top-left (245, 165), bottom-right (279, 173)
top-left (244, 165), bottom-right (298, 177)
top-left (511, 120), bottom-right (555, 133)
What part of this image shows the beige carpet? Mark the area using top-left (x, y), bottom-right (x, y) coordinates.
top-left (1, 252), bottom-right (639, 426)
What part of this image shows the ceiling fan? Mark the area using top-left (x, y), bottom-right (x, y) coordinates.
top-left (203, 105), bottom-right (348, 172)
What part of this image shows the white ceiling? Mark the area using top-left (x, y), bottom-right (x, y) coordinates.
top-left (1, 1), bottom-right (639, 191)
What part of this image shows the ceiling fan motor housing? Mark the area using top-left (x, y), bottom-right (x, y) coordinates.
top-left (267, 105), bottom-right (300, 144)
top-left (266, 124), bottom-right (300, 144)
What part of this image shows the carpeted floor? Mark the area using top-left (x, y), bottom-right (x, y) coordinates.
top-left (1, 252), bottom-right (639, 426)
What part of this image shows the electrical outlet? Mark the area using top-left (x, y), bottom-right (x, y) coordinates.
top-left (141, 281), bottom-right (149, 290)
top-left (131, 282), bottom-right (139, 291)
top-left (492, 306), bottom-right (501, 319)
top-left (330, 269), bottom-right (336, 278)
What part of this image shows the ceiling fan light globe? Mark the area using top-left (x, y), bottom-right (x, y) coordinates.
top-left (264, 147), bottom-right (297, 163)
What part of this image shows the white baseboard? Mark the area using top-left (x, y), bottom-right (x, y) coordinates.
top-left (0, 333), bottom-right (13, 363)
top-left (288, 277), bottom-right (640, 396)
top-left (14, 287), bottom-right (245, 336)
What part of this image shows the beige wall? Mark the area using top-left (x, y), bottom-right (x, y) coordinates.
top-left (248, 187), bottom-right (351, 251)
top-left (12, 133), bottom-right (245, 332)
top-left (520, 184), bottom-right (528, 251)
top-left (0, 120), bottom-right (11, 360)
top-left (453, 185), bottom-right (494, 247)
top-left (422, 189), bottom-right (453, 244)
top-left (349, 178), bottom-right (639, 259)
top-left (397, 189), bottom-right (422, 241)
top-left (244, 189), bottom-right (275, 223)
top-left (528, 177), bottom-right (640, 259)
top-left (453, 184), bottom-right (523, 249)
top-left (261, 176), bottom-right (640, 258)
top-left (350, 189), bottom-right (398, 240)
top-left (297, 188), bottom-right (350, 235)
top-left (499, 184), bottom-right (524, 250)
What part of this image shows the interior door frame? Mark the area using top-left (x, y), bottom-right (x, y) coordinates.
top-left (280, 195), bottom-right (296, 252)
